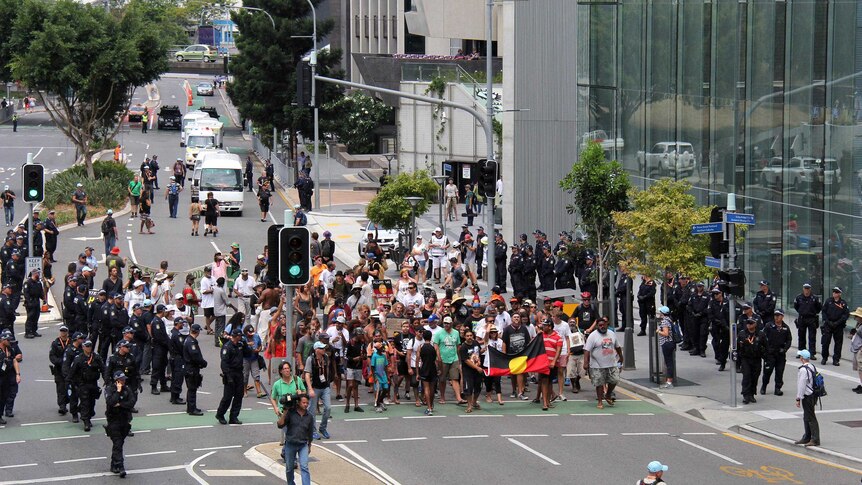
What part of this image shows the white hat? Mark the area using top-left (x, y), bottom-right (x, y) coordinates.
top-left (154, 273), bottom-right (167, 282)
top-left (175, 293), bottom-right (184, 300)
top-left (133, 280), bottom-right (145, 287)
top-left (165, 305), bottom-right (176, 313)
top-left (106, 209), bottom-right (113, 215)
top-left (434, 227), bottom-right (442, 232)
top-left (294, 204), bottom-right (301, 209)
top-left (82, 266), bottom-right (93, 272)
top-left (336, 315), bottom-right (346, 324)
top-left (76, 183), bottom-right (83, 187)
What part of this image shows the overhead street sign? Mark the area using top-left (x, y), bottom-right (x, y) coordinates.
top-left (725, 212), bottom-right (755, 225)
top-left (691, 222), bottom-right (724, 235)
top-left (705, 256), bottom-right (722, 269)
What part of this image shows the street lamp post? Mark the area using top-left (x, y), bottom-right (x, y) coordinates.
top-left (405, 196), bottom-right (423, 249)
top-left (432, 175), bottom-right (447, 235)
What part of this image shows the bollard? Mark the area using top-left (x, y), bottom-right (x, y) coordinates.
top-left (623, 277), bottom-right (636, 370)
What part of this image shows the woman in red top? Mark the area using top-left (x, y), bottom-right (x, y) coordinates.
top-left (265, 299), bottom-right (287, 384)
top-left (182, 275), bottom-right (199, 314)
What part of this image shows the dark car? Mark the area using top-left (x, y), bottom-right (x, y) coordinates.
top-left (199, 106), bottom-right (219, 119)
top-left (128, 104), bottom-right (146, 122)
top-left (157, 105), bottom-right (182, 130)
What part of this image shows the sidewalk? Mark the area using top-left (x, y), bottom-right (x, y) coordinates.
top-left (245, 442), bottom-right (382, 484)
top-left (617, 320), bottom-right (862, 469)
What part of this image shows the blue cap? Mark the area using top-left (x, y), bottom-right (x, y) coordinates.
top-left (191, 323), bottom-right (203, 332)
top-left (123, 326), bottom-right (134, 333)
top-left (72, 332), bottom-right (85, 340)
top-left (313, 341), bottom-right (327, 349)
top-left (0, 329), bottom-right (12, 340)
top-left (648, 461), bottom-right (668, 473)
top-left (797, 349), bottom-right (811, 359)
top-left (230, 328), bottom-right (242, 336)
top-left (113, 371), bottom-right (127, 381)
top-left (428, 314), bottom-right (439, 323)
top-left (659, 306), bottom-right (670, 315)
top-left (117, 340), bottom-right (130, 348)
top-left (143, 299), bottom-right (153, 306)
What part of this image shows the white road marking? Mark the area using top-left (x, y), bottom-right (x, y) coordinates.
top-left (40, 435), bottom-right (89, 441)
top-left (320, 440), bottom-right (368, 444)
top-left (202, 470), bottom-right (264, 477)
top-left (54, 457), bottom-right (105, 464)
top-left (0, 464), bottom-right (37, 470)
top-left (21, 420), bottom-right (67, 426)
top-left (457, 414), bottom-right (503, 418)
top-left (133, 430), bottom-right (151, 433)
top-left (682, 432), bottom-right (717, 436)
top-left (507, 438), bottom-right (561, 466)
top-left (0, 464), bottom-right (185, 484)
top-left (516, 414), bottom-right (558, 417)
top-left (56, 152), bottom-right (63, 157)
top-left (570, 413), bottom-right (612, 416)
top-left (380, 437), bottom-right (426, 442)
top-left (790, 407), bottom-right (862, 415)
top-left (186, 451), bottom-right (217, 485)
top-left (628, 413), bottom-right (655, 416)
top-left (0, 441), bottom-right (25, 446)
top-left (210, 241), bottom-right (219, 252)
top-left (146, 411), bottom-right (185, 416)
top-left (32, 147), bottom-right (44, 159)
top-left (402, 415), bottom-right (444, 419)
top-left (127, 239), bottom-right (138, 264)
top-left (256, 401), bottom-right (270, 406)
top-left (678, 438), bottom-right (743, 465)
top-left (621, 432), bottom-right (669, 436)
top-left (232, 422), bottom-right (269, 427)
top-left (336, 445), bottom-right (402, 485)
top-left (344, 417), bottom-right (388, 422)
top-left (126, 450), bottom-right (176, 458)
top-left (198, 391), bottom-right (211, 395)
top-left (561, 433), bottom-right (609, 437)
top-left (442, 435), bottom-right (488, 439)
top-left (500, 434), bottom-right (548, 437)
top-left (193, 445), bottom-right (242, 451)
top-left (166, 425), bottom-right (213, 431)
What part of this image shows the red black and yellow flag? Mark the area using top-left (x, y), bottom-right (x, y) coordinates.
top-left (485, 334), bottom-right (550, 376)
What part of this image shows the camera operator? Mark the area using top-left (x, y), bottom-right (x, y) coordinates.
top-left (270, 361), bottom-right (307, 445)
top-left (277, 393), bottom-right (313, 485)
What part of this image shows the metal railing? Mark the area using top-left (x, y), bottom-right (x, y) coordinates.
top-left (251, 133), bottom-right (294, 189)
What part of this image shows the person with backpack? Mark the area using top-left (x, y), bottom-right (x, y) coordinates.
top-left (101, 210), bottom-right (118, 256)
top-left (794, 349), bottom-right (821, 447)
top-left (656, 306), bottom-right (678, 389)
top-left (164, 176), bottom-right (182, 218)
top-left (173, 158), bottom-right (186, 188)
top-left (637, 460), bottom-right (668, 484)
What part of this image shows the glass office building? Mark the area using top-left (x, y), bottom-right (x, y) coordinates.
top-left (575, 0), bottom-right (862, 310)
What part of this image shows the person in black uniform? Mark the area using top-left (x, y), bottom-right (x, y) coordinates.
top-left (494, 233), bottom-right (508, 291)
top-left (149, 305), bottom-right (170, 395)
top-left (4, 251), bottom-right (23, 310)
top-left (62, 332), bottom-right (86, 423)
top-left (753, 280), bottom-right (777, 328)
top-left (105, 370), bottom-right (136, 477)
top-left (614, 270), bottom-right (633, 331)
top-left (821, 286), bottom-right (849, 366)
top-left (183, 323), bottom-right (207, 416)
top-left (793, 283), bottom-right (822, 359)
top-left (128, 304), bottom-right (149, 375)
top-left (686, 282), bottom-right (711, 357)
top-left (31, 220), bottom-right (44, 257)
top-left (0, 237), bottom-right (13, 270)
top-left (2, 332), bottom-right (21, 418)
top-left (0, 330), bottom-right (20, 425)
top-left (554, 248), bottom-right (576, 290)
top-left (507, 246), bottom-right (524, 298)
top-left (708, 289), bottom-right (730, 371)
top-left (673, 276), bottom-right (693, 350)
top-left (761, 309), bottom-right (793, 396)
top-left (216, 328), bottom-right (249, 425)
top-left (0, 284), bottom-right (16, 333)
top-left (579, 255), bottom-right (598, 299)
top-left (520, 246), bottom-right (537, 302)
top-left (70, 285), bottom-right (89, 336)
top-left (169, 318), bottom-right (188, 405)
top-left (49, 325), bottom-right (72, 415)
top-left (105, 340), bottom-right (141, 417)
top-left (67, 340), bottom-right (104, 431)
top-left (737, 318), bottom-right (767, 404)
top-left (538, 246), bottom-right (555, 291)
top-left (21, 270), bottom-right (43, 338)
top-left (636, 275), bottom-right (657, 336)
top-left (738, 302), bottom-right (762, 331)
top-left (87, 290), bottom-right (108, 348)
top-left (93, 293), bottom-right (114, 359)
top-left (62, 277), bottom-right (79, 330)
top-left (102, 295), bottom-right (128, 360)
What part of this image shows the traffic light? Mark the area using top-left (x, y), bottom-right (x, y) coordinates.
top-left (296, 61), bottom-right (312, 107)
top-left (266, 224), bottom-right (284, 285)
top-left (279, 226), bottom-right (310, 286)
top-left (709, 206), bottom-right (728, 259)
top-left (481, 160), bottom-right (497, 197)
top-left (717, 268), bottom-right (746, 297)
top-left (22, 163), bottom-right (44, 203)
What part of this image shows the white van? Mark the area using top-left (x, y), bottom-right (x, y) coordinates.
top-left (193, 154), bottom-right (244, 215)
top-left (184, 127), bottom-right (218, 170)
top-left (190, 118), bottom-right (224, 148)
top-left (180, 111), bottom-right (210, 147)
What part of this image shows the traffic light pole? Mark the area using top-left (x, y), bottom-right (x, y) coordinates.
top-left (484, 0), bottom-right (496, 291)
top-left (25, 152), bottom-right (34, 257)
top-left (726, 194), bottom-right (738, 408)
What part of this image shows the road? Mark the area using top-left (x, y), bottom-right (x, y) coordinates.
top-left (0, 77), bottom-right (859, 484)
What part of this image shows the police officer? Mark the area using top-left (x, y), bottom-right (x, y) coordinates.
top-left (129, 304), bottom-right (150, 375)
top-left (70, 284), bottom-right (89, 336)
top-left (105, 339), bottom-right (140, 418)
top-left (737, 318), bottom-right (767, 404)
top-left (614, 270), bottom-right (633, 331)
top-left (708, 289), bottom-right (730, 371)
top-left (0, 329), bottom-right (19, 425)
top-left (579, 254), bottom-right (598, 297)
top-left (103, 294), bottom-right (128, 360)
top-left (165, 176), bottom-right (182, 218)
top-left (32, 221), bottom-right (44, 257)
top-left (494, 233), bottom-right (508, 291)
top-left (508, 246), bottom-right (524, 298)
top-left (169, 318), bottom-right (188, 405)
top-left (44, 210), bottom-right (59, 257)
top-left (150, 305), bottom-right (170, 395)
top-left (554, 248), bottom-right (576, 290)
top-left (63, 277), bottom-right (78, 330)
top-left (738, 302), bottom-right (762, 331)
top-left (216, 327), bottom-right (249, 425)
top-left (0, 284), bottom-right (16, 332)
top-left (0, 238), bottom-right (13, 269)
top-left (22, 269), bottom-right (43, 338)
top-left (105, 371), bottom-right (136, 478)
top-left (49, 325), bottom-right (72, 414)
top-left (821, 286), bottom-right (850, 366)
top-left (121, 327), bottom-right (142, 375)
top-left (5, 250), bottom-right (24, 309)
top-left (87, 290), bottom-right (108, 347)
top-left (673, 275), bottom-right (693, 349)
top-left (538, 246), bottom-right (555, 291)
top-left (686, 282), bottom-right (711, 357)
top-left (183, 323), bottom-right (207, 416)
top-left (62, 332), bottom-right (86, 423)
top-left (2, 332), bottom-right (21, 418)
top-left (67, 340), bottom-right (104, 431)
top-left (761, 309), bottom-right (793, 396)
top-left (753, 280), bottom-right (777, 328)
top-left (793, 283), bottom-right (822, 359)
top-left (520, 246), bottom-right (537, 302)
top-left (637, 275), bottom-right (657, 336)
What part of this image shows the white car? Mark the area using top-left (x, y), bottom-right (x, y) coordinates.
top-left (196, 82), bottom-right (214, 96)
top-left (358, 222), bottom-right (402, 260)
top-left (816, 158), bottom-right (842, 195)
top-left (761, 156), bottom-right (816, 190)
top-left (636, 142), bottom-right (696, 177)
top-left (579, 130), bottom-right (624, 156)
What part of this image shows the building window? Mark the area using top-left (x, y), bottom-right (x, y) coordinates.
top-left (374, 15), bottom-right (379, 38)
top-left (354, 15), bottom-right (360, 38)
top-left (392, 17), bottom-right (398, 39)
top-left (364, 15), bottom-right (369, 38)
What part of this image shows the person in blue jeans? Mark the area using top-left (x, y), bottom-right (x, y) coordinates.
top-left (370, 342), bottom-right (389, 412)
top-left (278, 393), bottom-right (314, 485)
top-left (303, 339), bottom-right (334, 439)
top-left (2, 186), bottom-right (15, 227)
top-left (165, 177), bottom-right (182, 218)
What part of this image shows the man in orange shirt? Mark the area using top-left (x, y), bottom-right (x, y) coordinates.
top-left (310, 256), bottom-right (326, 287)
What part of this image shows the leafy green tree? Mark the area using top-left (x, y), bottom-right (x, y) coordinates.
top-left (227, 0), bottom-right (343, 161)
top-left (612, 179), bottom-right (714, 283)
top-left (10, 0), bottom-right (169, 178)
top-left (320, 91), bottom-right (393, 154)
top-left (559, 141), bottom-right (632, 302)
top-left (366, 171), bottom-right (439, 232)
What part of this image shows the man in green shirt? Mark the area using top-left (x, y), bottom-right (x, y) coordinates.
top-left (432, 316), bottom-right (463, 404)
top-left (271, 361), bottom-right (307, 413)
top-left (128, 175), bottom-right (143, 219)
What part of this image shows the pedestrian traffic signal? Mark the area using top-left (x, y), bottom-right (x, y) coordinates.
top-left (717, 268), bottom-right (745, 297)
top-left (481, 159), bottom-right (497, 197)
top-left (21, 163), bottom-right (44, 203)
top-left (296, 61), bottom-right (312, 107)
top-left (279, 227), bottom-right (310, 286)
top-left (709, 206), bottom-right (728, 259)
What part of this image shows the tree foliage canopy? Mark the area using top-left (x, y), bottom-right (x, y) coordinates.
top-left (366, 171), bottom-right (439, 231)
top-left (321, 91), bottom-right (393, 154)
top-left (613, 178), bottom-right (714, 280)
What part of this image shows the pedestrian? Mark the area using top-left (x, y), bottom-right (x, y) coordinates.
top-left (105, 371), bottom-right (136, 477)
top-left (226, 244), bottom-right (242, 296)
top-left (293, 204), bottom-right (307, 227)
top-left (258, 180), bottom-right (272, 222)
top-left (794, 349), bottom-right (820, 447)
top-left (656, 306), bottom-right (676, 389)
top-left (459, 328), bottom-right (483, 412)
top-left (433, 316), bottom-right (463, 404)
top-left (753, 280), bottom-right (777, 328)
top-left (173, 158), bottom-right (186, 188)
top-left (22, 270), bottom-right (43, 338)
top-left (0, 330), bottom-right (21, 422)
top-left (101, 209), bottom-right (118, 255)
top-left (44, 210), bottom-right (59, 258)
top-left (71, 183), bottom-right (88, 226)
top-left (114, 145), bottom-right (122, 162)
top-left (737, 318), bottom-right (767, 404)
top-left (821, 286), bottom-right (849, 366)
top-left (67, 339), bottom-right (104, 432)
top-left (277, 393), bottom-right (313, 485)
top-left (685, 281), bottom-right (710, 357)
top-left (49, 326), bottom-right (72, 415)
top-left (203, 192), bottom-right (220, 237)
top-left (149, 305), bottom-right (170, 395)
top-left (141, 109), bottom-right (148, 133)
top-left (213, 277), bottom-right (237, 345)
top-left (708, 289), bottom-right (730, 371)
top-left (2, 186), bottom-right (15, 227)
top-left (183, 323), bottom-right (207, 416)
top-left (165, 176), bottom-right (182, 218)
top-left (270, 360), bottom-right (307, 442)
top-left (138, 189), bottom-right (154, 234)
top-left (762, 309), bottom-right (793, 396)
top-left (242, 324), bottom-right (267, 398)
top-left (304, 340), bottom-right (335, 439)
top-left (417, 329), bottom-right (437, 415)
top-left (245, 156), bottom-right (254, 192)
top-left (539, 319), bottom-right (562, 410)
top-left (62, 332), bottom-right (86, 423)
top-left (11, 113), bottom-right (18, 132)
top-left (216, 328), bottom-right (248, 425)
top-left (168, 318), bottom-right (187, 405)
top-left (583, 317), bottom-right (623, 409)
top-left (494, 233), bottom-right (508, 290)
top-left (794, 283), bottom-right (821, 359)
top-left (638, 460), bottom-right (669, 485)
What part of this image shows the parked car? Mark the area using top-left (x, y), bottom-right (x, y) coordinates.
top-left (175, 44), bottom-right (218, 62)
top-left (199, 106), bottom-right (220, 119)
top-left (636, 141), bottom-right (697, 177)
top-left (156, 105), bottom-right (181, 130)
top-left (760, 156), bottom-right (816, 190)
top-left (358, 221), bottom-right (403, 260)
top-left (815, 157), bottom-right (842, 195)
top-left (127, 104), bottom-right (146, 122)
top-left (579, 130), bottom-right (624, 157)
top-left (196, 82), bottom-right (214, 96)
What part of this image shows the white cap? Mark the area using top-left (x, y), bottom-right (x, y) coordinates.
top-left (165, 305), bottom-right (176, 313)
top-left (76, 183), bottom-right (83, 187)
top-left (82, 266), bottom-right (93, 272)
top-left (294, 204), bottom-right (301, 209)
top-left (175, 293), bottom-right (184, 300)
top-left (336, 315), bottom-right (346, 324)
top-left (107, 209), bottom-right (113, 215)
top-left (133, 280), bottom-right (145, 287)
top-left (434, 227), bottom-right (442, 232)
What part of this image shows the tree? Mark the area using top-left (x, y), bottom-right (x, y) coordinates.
top-left (226, 0), bottom-right (343, 161)
top-left (320, 91), bottom-right (393, 154)
top-left (559, 141), bottom-right (632, 303)
top-left (612, 179), bottom-right (714, 285)
top-left (366, 171), bottom-right (439, 232)
top-left (9, 0), bottom-right (170, 179)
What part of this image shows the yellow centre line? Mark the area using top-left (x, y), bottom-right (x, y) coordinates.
top-left (723, 432), bottom-right (862, 475)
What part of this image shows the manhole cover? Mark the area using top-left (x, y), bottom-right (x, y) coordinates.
top-left (836, 420), bottom-right (862, 428)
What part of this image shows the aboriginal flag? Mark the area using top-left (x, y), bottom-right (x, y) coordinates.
top-left (485, 334), bottom-right (550, 377)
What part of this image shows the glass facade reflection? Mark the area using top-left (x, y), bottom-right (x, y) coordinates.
top-left (576, 0), bottom-right (862, 312)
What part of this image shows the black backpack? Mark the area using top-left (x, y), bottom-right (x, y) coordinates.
top-left (101, 217), bottom-right (111, 235)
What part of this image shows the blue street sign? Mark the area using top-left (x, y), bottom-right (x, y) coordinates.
top-left (726, 212), bottom-right (755, 225)
top-left (705, 256), bottom-right (722, 269)
top-left (691, 222), bottom-right (724, 235)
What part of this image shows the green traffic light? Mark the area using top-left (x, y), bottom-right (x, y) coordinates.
top-left (28, 189), bottom-right (38, 198)
top-left (288, 265), bottom-right (301, 277)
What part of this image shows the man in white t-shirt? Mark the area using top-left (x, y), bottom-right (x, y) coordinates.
top-left (551, 306), bottom-right (572, 401)
top-left (326, 315), bottom-right (350, 400)
top-left (423, 314), bottom-right (445, 341)
top-left (398, 282), bottom-right (425, 309)
top-left (428, 228), bottom-right (449, 283)
top-left (411, 236), bottom-right (428, 283)
top-left (233, 269), bottom-right (257, 325)
top-left (124, 280), bottom-right (147, 315)
top-left (583, 318), bottom-right (623, 409)
top-left (444, 178), bottom-right (458, 222)
top-left (199, 266), bottom-right (216, 334)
